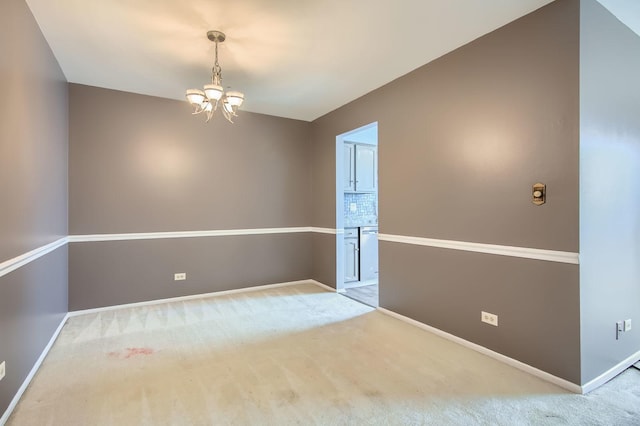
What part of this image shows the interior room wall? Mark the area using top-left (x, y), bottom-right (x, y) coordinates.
top-left (579, 0), bottom-right (640, 384)
top-left (310, 0), bottom-right (582, 383)
top-left (5, 0), bottom-right (637, 402)
top-left (0, 0), bottom-right (69, 416)
top-left (68, 85), bottom-right (313, 310)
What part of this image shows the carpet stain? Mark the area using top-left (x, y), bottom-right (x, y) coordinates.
top-left (363, 389), bottom-right (382, 398)
top-left (544, 414), bottom-right (566, 422)
top-left (278, 390), bottom-right (300, 404)
top-left (125, 347), bottom-right (154, 358)
top-left (107, 347), bottom-right (154, 359)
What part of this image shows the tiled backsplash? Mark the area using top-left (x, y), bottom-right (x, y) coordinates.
top-left (344, 193), bottom-right (378, 226)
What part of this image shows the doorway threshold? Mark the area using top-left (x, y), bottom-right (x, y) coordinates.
top-left (343, 283), bottom-right (378, 308)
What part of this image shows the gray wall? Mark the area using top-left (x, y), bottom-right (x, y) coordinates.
top-left (311, 233), bottom-right (337, 288)
top-left (311, 0), bottom-right (582, 383)
top-left (69, 234), bottom-right (311, 310)
top-left (69, 85), bottom-right (311, 234)
top-left (68, 85), bottom-right (312, 309)
top-left (0, 249), bottom-right (68, 416)
top-left (579, 0), bottom-right (640, 383)
top-left (0, 0), bottom-right (69, 416)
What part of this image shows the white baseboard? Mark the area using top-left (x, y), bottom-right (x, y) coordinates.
top-left (376, 307), bottom-right (583, 394)
top-left (68, 279), bottom-right (315, 317)
top-left (0, 313), bottom-right (70, 425)
top-left (581, 350), bottom-right (640, 394)
top-left (308, 279), bottom-right (338, 293)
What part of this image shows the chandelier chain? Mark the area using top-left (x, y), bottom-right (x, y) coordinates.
top-left (212, 39), bottom-right (222, 85)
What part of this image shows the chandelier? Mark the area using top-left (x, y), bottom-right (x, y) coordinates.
top-left (186, 30), bottom-right (245, 123)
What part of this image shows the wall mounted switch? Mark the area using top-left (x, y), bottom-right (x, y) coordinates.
top-left (0, 361), bottom-right (5, 381)
top-left (625, 319), bottom-right (632, 332)
top-left (174, 273), bottom-right (186, 281)
top-left (350, 203), bottom-right (357, 212)
top-left (532, 183), bottom-right (546, 205)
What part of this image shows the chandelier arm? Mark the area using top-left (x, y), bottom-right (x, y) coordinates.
top-left (221, 101), bottom-right (234, 123)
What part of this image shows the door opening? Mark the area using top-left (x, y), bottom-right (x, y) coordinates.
top-left (335, 123), bottom-right (379, 307)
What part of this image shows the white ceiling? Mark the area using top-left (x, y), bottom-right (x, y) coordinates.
top-left (24, 0), bottom-right (639, 122)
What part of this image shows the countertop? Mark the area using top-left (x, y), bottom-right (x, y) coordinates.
top-left (344, 217), bottom-right (378, 228)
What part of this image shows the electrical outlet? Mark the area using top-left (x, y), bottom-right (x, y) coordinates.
top-left (174, 273), bottom-right (186, 281)
top-left (0, 361), bottom-right (5, 381)
top-left (481, 311), bottom-right (498, 327)
top-left (625, 319), bottom-right (632, 332)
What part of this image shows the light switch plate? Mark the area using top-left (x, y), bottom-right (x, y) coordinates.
top-left (625, 319), bottom-right (632, 331)
top-left (349, 203), bottom-right (357, 212)
top-left (532, 183), bottom-right (546, 205)
top-left (0, 361), bottom-right (5, 381)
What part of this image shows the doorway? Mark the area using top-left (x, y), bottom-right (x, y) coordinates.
top-left (335, 122), bottom-right (379, 307)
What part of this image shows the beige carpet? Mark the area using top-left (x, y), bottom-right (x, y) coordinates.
top-left (7, 283), bottom-right (640, 425)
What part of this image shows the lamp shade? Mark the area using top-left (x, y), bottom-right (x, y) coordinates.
top-left (185, 89), bottom-right (205, 105)
top-left (225, 91), bottom-right (244, 107)
top-left (204, 84), bottom-right (224, 101)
